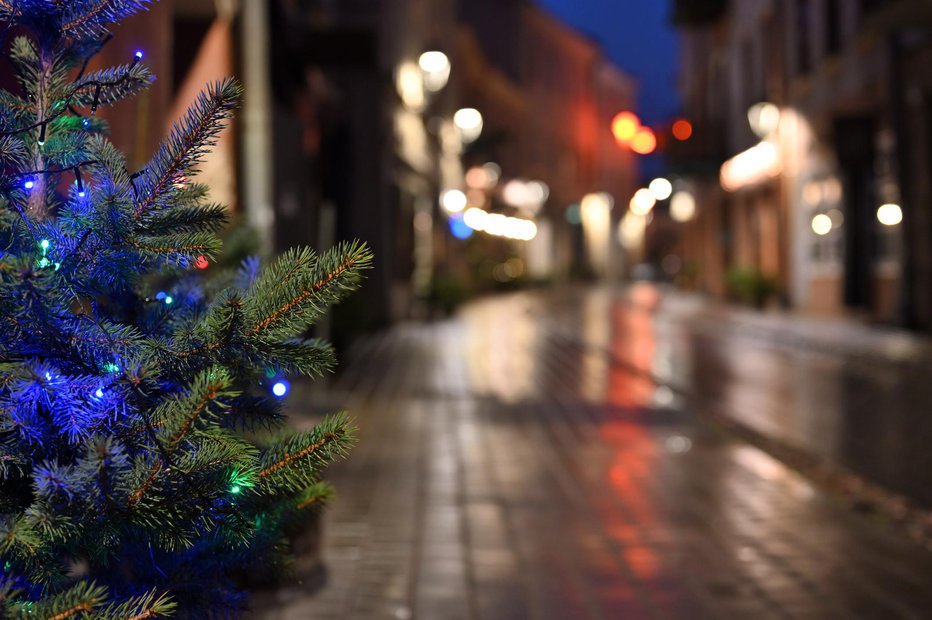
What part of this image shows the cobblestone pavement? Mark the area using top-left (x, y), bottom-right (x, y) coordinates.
top-left (256, 288), bottom-right (932, 619)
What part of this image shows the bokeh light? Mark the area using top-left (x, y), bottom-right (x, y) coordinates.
top-left (629, 188), bottom-right (656, 216)
top-left (611, 111), bottom-right (640, 143)
top-left (748, 102), bottom-right (781, 137)
top-left (565, 203), bottom-right (582, 225)
top-left (811, 213), bottom-right (832, 236)
top-left (449, 214), bottom-right (474, 239)
top-left (441, 189), bottom-right (467, 213)
top-left (453, 108), bottom-right (483, 143)
top-left (672, 119), bottom-right (693, 141)
top-left (877, 203), bottom-right (903, 226)
top-left (630, 127), bottom-right (657, 155)
top-left (396, 61), bottom-right (425, 110)
top-left (418, 51), bottom-right (450, 92)
top-left (670, 191), bottom-right (696, 222)
top-left (272, 380), bottom-right (290, 398)
top-left (648, 178), bottom-right (673, 201)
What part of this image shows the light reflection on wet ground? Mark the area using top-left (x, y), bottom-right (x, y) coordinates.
top-left (546, 284), bottom-right (932, 509)
top-left (256, 287), bottom-right (932, 619)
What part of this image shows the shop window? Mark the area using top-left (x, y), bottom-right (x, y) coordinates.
top-left (805, 178), bottom-right (843, 264)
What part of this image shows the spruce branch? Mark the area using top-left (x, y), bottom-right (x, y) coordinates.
top-left (59, 1), bottom-right (153, 38)
top-left (0, 64), bottom-right (152, 138)
top-left (245, 241), bottom-right (373, 341)
top-left (95, 590), bottom-right (176, 620)
top-left (133, 79), bottom-right (240, 219)
top-left (127, 368), bottom-right (237, 506)
top-left (12, 581), bottom-right (108, 620)
top-left (128, 232), bottom-right (221, 261)
top-left (257, 414), bottom-right (355, 493)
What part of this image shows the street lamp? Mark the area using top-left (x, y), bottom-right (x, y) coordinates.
top-left (648, 178), bottom-right (673, 201)
top-left (418, 51), bottom-right (450, 92)
top-left (629, 188), bottom-right (655, 216)
top-left (748, 102), bottom-right (780, 138)
top-left (877, 203), bottom-right (903, 226)
top-left (453, 107), bottom-right (483, 143)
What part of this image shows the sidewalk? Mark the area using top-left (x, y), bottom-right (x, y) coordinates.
top-left (253, 289), bottom-right (932, 619)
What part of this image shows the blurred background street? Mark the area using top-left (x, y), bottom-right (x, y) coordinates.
top-left (67, 0), bottom-right (932, 616)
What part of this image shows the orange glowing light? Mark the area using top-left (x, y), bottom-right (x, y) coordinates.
top-left (611, 111), bottom-right (640, 143)
top-left (630, 128), bottom-right (657, 155)
top-left (672, 119), bottom-right (693, 141)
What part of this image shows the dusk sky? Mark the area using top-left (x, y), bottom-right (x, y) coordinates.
top-left (535, 0), bottom-right (681, 127)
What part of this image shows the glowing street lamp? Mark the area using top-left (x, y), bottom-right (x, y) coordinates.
top-left (453, 107), bottom-right (483, 143)
top-left (877, 203), bottom-right (903, 226)
top-left (811, 213), bottom-right (832, 236)
top-left (648, 178), bottom-right (673, 201)
top-left (418, 51), bottom-right (450, 92)
top-left (748, 102), bottom-right (780, 138)
top-left (396, 62), bottom-right (425, 111)
top-left (440, 189), bottom-right (467, 213)
top-left (629, 188), bottom-right (655, 216)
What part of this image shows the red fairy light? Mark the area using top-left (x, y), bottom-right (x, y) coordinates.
top-left (195, 255), bottom-right (209, 269)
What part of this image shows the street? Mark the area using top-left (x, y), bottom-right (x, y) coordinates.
top-left (257, 286), bottom-right (932, 619)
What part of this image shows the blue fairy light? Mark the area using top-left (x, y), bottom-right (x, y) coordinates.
top-left (94, 387), bottom-right (104, 399)
top-left (135, 50), bottom-right (143, 60)
top-left (39, 239), bottom-right (50, 251)
top-left (272, 380), bottom-right (289, 398)
top-left (164, 296), bottom-right (173, 305)
top-left (23, 179), bottom-right (35, 190)
top-left (82, 118), bottom-right (90, 128)
top-left (75, 169), bottom-right (86, 197)
top-left (155, 291), bottom-right (167, 300)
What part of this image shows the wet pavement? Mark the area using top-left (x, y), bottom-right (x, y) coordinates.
top-left (255, 286), bottom-right (932, 619)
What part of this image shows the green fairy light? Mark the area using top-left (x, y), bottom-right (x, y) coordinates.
top-left (36, 239), bottom-right (53, 270)
top-left (228, 469), bottom-right (254, 495)
top-left (103, 362), bottom-right (120, 374)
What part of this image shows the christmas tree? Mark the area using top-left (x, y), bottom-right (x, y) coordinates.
top-left (0, 1), bottom-right (371, 617)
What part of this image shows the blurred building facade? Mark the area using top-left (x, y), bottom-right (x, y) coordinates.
top-left (102, 0), bottom-right (639, 337)
top-left (672, 0), bottom-right (932, 328)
